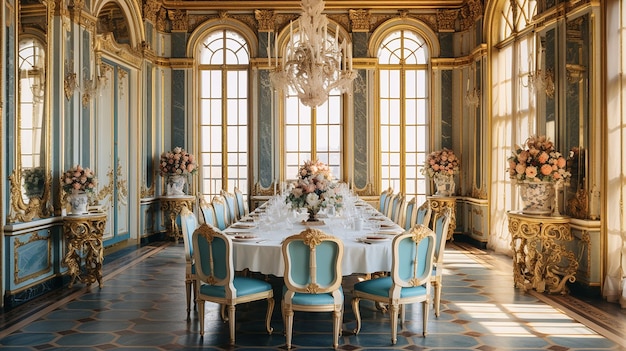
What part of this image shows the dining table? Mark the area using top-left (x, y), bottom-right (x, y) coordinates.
top-left (223, 196), bottom-right (405, 277)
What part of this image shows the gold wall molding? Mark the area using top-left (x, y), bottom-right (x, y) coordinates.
top-left (143, 0), bottom-right (162, 25)
top-left (8, 169), bottom-right (53, 223)
top-left (168, 9), bottom-right (188, 32)
top-left (95, 33), bottom-right (143, 68)
top-left (349, 9), bottom-right (370, 32)
top-left (255, 10), bottom-right (275, 31)
top-left (13, 231), bottom-right (52, 284)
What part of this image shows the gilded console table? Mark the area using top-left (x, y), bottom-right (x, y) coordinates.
top-left (427, 196), bottom-right (457, 240)
top-left (160, 195), bottom-right (195, 242)
top-left (507, 211), bottom-right (579, 294)
top-left (63, 212), bottom-right (107, 288)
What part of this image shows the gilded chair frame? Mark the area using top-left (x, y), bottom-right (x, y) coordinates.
top-left (192, 223), bottom-right (274, 344)
top-left (352, 224), bottom-right (436, 344)
top-left (378, 187), bottom-right (393, 213)
top-left (281, 228), bottom-right (344, 349)
top-left (211, 195), bottom-right (229, 230)
top-left (401, 197), bottom-right (417, 230)
top-left (415, 200), bottom-right (432, 227)
top-left (234, 186), bottom-right (249, 219)
top-left (179, 207), bottom-right (198, 318)
top-left (431, 207), bottom-right (452, 317)
top-left (221, 190), bottom-right (238, 224)
top-left (199, 196), bottom-right (216, 227)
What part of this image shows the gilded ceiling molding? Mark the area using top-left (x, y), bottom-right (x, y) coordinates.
top-left (349, 9), bottom-right (371, 32)
top-left (96, 33), bottom-right (144, 67)
top-left (168, 9), bottom-right (188, 31)
top-left (459, 0), bottom-right (481, 31)
top-left (143, 0), bottom-right (162, 24)
top-left (274, 14), bottom-right (299, 34)
top-left (230, 14), bottom-right (258, 32)
top-left (156, 8), bottom-right (168, 32)
top-left (437, 9), bottom-right (458, 32)
top-left (255, 9), bottom-right (275, 31)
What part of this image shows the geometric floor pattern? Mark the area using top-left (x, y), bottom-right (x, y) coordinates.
top-left (1, 240), bottom-right (625, 350)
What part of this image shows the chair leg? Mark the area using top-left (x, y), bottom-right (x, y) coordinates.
top-left (265, 297), bottom-right (275, 335)
top-left (332, 309), bottom-right (341, 349)
top-left (285, 307), bottom-right (294, 349)
top-left (400, 304), bottom-right (405, 328)
top-left (198, 299), bottom-right (205, 336)
top-left (390, 303), bottom-right (399, 345)
top-left (351, 297), bottom-right (362, 335)
top-left (228, 304), bottom-right (236, 345)
top-left (422, 300), bottom-right (430, 337)
top-left (185, 279), bottom-right (192, 319)
top-left (433, 278), bottom-right (442, 317)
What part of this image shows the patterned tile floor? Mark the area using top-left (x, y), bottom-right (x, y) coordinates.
top-left (1, 240), bottom-right (625, 350)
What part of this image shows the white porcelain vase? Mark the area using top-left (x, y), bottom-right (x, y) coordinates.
top-left (69, 190), bottom-right (89, 215)
top-left (433, 174), bottom-right (455, 197)
top-left (166, 175), bottom-right (186, 196)
top-left (517, 181), bottom-right (555, 215)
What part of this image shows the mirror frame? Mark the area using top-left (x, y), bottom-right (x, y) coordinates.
top-left (9, 0), bottom-right (52, 222)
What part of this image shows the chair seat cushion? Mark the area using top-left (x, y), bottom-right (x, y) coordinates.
top-left (200, 277), bottom-right (272, 298)
top-left (283, 285), bottom-right (343, 305)
top-left (354, 276), bottom-right (427, 298)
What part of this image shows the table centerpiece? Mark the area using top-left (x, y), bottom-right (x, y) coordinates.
top-left (285, 159), bottom-right (341, 223)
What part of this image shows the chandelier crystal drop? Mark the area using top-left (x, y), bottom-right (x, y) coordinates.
top-left (269, 0), bottom-right (355, 107)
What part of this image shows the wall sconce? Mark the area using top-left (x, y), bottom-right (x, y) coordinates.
top-left (522, 37), bottom-right (555, 99)
top-left (465, 79), bottom-right (480, 108)
top-left (81, 62), bottom-right (109, 107)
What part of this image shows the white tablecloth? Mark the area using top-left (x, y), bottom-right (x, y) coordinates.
top-left (224, 204), bottom-right (404, 277)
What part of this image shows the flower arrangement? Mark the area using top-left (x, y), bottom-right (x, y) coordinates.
top-left (421, 148), bottom-right (460, 179)
top-left (285, 159), bottom-right (341, 214)
top-left (159, 147), bottom-right (197, 177)
top-left (23, 167), bottom-right (46, 196)
top-left (62, 165), bottom-right (97, 194)
top-left (507, 135), bottom-right (570, 183)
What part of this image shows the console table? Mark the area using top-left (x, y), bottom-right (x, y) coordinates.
top-left (63, 212), bottom-right (107, 288)
top-left (427, 196), bottom-right (457, 240)
top-left (507, 211), bottom-right (579, 294)
top-left (160, 195), bottom-right (195, 242)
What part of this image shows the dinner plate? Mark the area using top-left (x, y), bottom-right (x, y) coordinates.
top-left (232, 234), bottom-right (258, 242)
top-left (380, 223), bottom-right (396, 228)
top-left (360, 235), bottom-right (390, 244)
top-left (231, 222), bottom-right (256, 229)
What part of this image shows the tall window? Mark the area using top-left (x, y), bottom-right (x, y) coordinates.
top-left (283, 30), bottom-right (344, 180)
top-left (378, 30), bottom-right (429, 203)
top-left (198, 29), bottom-right (249, 198)
top-left (284, 91), bottom-right (343, 180)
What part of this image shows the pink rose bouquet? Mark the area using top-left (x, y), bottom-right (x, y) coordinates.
top-left (159, 147), bottom-right (197, 176)
top-left (62, 165), bottom-right (97, 194)
top-left (508, 135), bottom-right (570, 182)
top-left (286, 159), bottom-right (341, 213)
top-left (421, 148), bottom-right (460, 179)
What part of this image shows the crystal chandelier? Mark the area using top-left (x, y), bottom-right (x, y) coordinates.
top-left (269, 0), bottom-right (355, 107)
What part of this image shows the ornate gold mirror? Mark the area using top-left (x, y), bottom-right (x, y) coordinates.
top-left (9, 0), bottom-right (52, 222)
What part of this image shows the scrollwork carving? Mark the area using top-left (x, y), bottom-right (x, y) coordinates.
top-left (349, 9), bottom-right (370, 32)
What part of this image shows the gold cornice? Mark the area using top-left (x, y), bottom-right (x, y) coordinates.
top-left (161, 1), bottom-right (465, 11)
top-left (170, 58), bottom-right (195, 68)
top-left (95, 33), bottom-right (143, 68)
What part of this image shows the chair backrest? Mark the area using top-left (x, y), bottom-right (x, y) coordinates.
top-left (432, 207), bottom-right (452, 264)
top-left (389, 194), bottom-right (405, 224)
top-left (221, 190), bottom-right (238, 224)
top-left (415, 201), bottom-right (432, 227)
top-left (198, 196), bottom-right (216, 227)
top-left (234, 187), bottom-right (249, 219)
top-left (282, 228), bottom-right (344, 295)
top-left (402, 197), bottom-right (417, 230)
top-left (211, 195), bottom-right (230, 230)
top-left (390, 224), bottom-right (436, 298)
top-left (192, 223), bottom-right (234, 293)
top-left (379, 188), bottom-right (393, 213)
top-left (179, 207), bottom-right (198, 264)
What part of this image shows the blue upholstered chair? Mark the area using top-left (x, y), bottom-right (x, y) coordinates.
top-left (281, 228), bottom-right (344, 349)
top-left (179, 207), bottom-right (198, 319)
top-left (402, 197), bottom-right (417, 230)
top-left (379, 187), bottom-right (393, 214)
top-left (234, 187), bottom-right (249, 219)
top-left (221, 190), bottom-right (238, 224)
top-left (431, 207), bottom-right (452, 317)
top-left (192, 223), bottom-right (274, 344)
top-left (415, 201), bottom-right (432, 227)
top-left (211, 195), bottom-right (230, 230)
top-left (352, 224), bottom-right (436, 345)
top-left (199, 197), bottom-right (216, 227)
top-left (388, 193), bottom-right (405, 225)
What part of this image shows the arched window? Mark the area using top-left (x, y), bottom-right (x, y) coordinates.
top-left (197, 29), bottom-right (250, 198)
top-left (378, 29), bottom-right (429, 203)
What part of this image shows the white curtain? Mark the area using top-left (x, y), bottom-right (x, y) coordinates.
top-left (489, 36), bottom-right (537, 254)
top-left (604, 0), bottom-right (626, 308)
